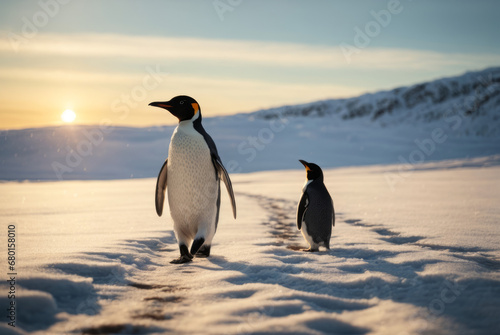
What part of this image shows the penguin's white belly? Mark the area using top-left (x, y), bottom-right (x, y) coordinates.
top-left (300, 184), bottom-right (316, 248)
top-left (167, 125), bottom-right (218, 240)
top-left (301, 221), bottom-right (317, 248)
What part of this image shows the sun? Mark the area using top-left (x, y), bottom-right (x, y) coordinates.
top-left (61, 109), bottom-right (76, 123)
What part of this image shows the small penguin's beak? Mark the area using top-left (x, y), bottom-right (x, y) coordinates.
top-left (299, 160), bottom-right (311, 171)
top-left (148, 101), bottom-right (172, 110)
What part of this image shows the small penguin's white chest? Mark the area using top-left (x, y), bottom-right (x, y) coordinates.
top-left (302, 179), bottom-right (312, 193)
top-left (301, 220), bottom-right (316, 248)
top-left (167, 120), bottom-right (218, 235)
top-left (301, 180), bottom-right (314, 248)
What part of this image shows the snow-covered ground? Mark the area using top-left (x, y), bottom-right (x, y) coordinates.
top-left (1, 160), bottom-right (499, 334)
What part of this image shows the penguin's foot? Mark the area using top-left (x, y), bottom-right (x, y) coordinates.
top-left (170, 255), bottom-right (193, 264)
top-left (302, 248), bottom-right (319, 252)
top-left (190, 237), bottom-right (205, 256)
top-left (195, 245), bottom-right (211, 258)
top-left (171, 244), bottom-right (194, 264)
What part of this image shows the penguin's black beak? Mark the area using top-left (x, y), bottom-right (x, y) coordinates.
top-left (299, 159), bottom-right (312, 172)
top-left (149, 101), bottom-right (172, 110)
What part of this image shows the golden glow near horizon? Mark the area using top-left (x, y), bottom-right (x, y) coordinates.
top-left (0, 0), bottom-right (498, 130)
top-left (0, 32), bottom-right (497, 130)
top-left (61, 109), bottom-right (76, 123)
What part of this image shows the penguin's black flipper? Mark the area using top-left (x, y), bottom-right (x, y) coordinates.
top-left (297, 192), bottom-right (309, 230)
top-left (155, 159), bottom-right (168, 217)
top-left (213, 157), bottom-right (237, 219)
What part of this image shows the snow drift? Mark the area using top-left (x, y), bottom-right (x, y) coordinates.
top-left (1, 163), bottom-right (499, 334)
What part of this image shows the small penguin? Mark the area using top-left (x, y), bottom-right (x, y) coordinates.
top-left (296, 160), bottom-right (335, 252)
top-left (149, 96), bottom-right (236, 264)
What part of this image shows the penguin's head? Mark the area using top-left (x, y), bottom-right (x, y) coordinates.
top-left (299, 160), bottom-right (323, 181)
top-left (149, 95), bottom-right (200, 122)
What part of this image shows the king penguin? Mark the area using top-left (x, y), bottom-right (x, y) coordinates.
top-left (149, 96), bottom-right (236, 264)
top-left (296, 160), bottom-right (335, 252)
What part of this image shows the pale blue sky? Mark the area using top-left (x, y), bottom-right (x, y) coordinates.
top-left (2, 0), bottom-right (499, 52)
top-left (1, 0), bottom-right (499, 128)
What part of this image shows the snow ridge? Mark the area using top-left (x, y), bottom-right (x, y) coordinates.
top-left (255, 67), bottom-right (500, 136)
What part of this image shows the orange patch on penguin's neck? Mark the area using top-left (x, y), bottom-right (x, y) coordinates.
top-left (192, 102), bottom-right (199, 114)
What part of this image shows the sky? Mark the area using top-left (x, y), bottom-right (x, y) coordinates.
top-left (0, 0), bottom-right (499, 129)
